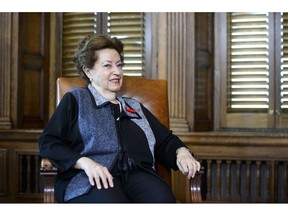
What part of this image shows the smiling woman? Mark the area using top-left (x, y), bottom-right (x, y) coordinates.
top-left (82, 48), bottom-right (124, 98)
top-left (38, 34), bottom-right (201, 203)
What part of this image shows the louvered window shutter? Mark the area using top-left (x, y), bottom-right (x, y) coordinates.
top-left (223, 12), bottom-right (288, 129)
top-left (227, 13), bottom-right (270, 112)
top-left (62, 12), bottom-right (145, 77)
top-left (62, 13), bottom-right (97, 76)
top-left (280, 13), bottom-right (288, 110)
top-left (107, 13), bottom-right (145, 76)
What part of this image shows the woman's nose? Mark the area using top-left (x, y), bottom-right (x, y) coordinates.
top-left (113, 65), bottom-right (123, 74)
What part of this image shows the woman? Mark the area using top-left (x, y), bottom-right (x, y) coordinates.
top-left (39, 34), bottom-right (201, 203)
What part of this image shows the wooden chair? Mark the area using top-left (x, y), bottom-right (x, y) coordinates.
top-left (40, 76), bottom-right (204, 203)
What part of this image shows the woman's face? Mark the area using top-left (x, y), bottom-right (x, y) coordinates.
top-left (84, 48), bottom-right (124, 96)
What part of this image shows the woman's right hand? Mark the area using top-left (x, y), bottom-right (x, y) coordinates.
top-left (74, 157), bottom-right (114, 189)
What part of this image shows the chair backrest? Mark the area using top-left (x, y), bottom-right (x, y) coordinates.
top-left (57, 76), bottom-right (169, 127)
top-left (56, 76), bottom-right (171, 185)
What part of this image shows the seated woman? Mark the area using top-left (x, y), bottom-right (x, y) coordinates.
top-left (38, 34), bottom-right (201, 203)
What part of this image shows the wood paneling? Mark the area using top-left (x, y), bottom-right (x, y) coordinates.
top-left (194, 13), bottom-right (214, 131)
top-left (172, 132), bottom-right (288, 203)
top-left (0, 149), bottom-right (8, 196)
top-left (17, 13), bottom-right (50, 129)
top-left (1, 130), bottom-right (287, 203)
top-left (0, 130), bottom-right (42, 202)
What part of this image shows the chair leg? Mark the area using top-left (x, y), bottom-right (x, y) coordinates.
top-left (40, 158), bottom-right (57, 203)
top-left (42, 174), bottom-right (56, 203)
top-left (190, 167), bottom-right (204, 203)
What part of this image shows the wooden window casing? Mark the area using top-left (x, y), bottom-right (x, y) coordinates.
top-left (216, 12), bottom-right (288, 129)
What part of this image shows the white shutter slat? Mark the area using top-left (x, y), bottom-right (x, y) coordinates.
top-left (108, 12), bottom-right (145, 77)
top-left (228, 12), bottom-right (269, 111)
top-left (62, 13), bottom-right (97, 76)
top-left (281, 13), bottom-right (288, 108)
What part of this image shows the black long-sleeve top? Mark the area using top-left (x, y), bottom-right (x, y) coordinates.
top-left (39, 85), bottom-right (187, 202)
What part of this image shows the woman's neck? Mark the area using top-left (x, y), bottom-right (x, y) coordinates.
top-left (92, 83), bottom-right (117, 103)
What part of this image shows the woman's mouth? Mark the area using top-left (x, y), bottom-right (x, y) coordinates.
top-left (110, 78), bottom-right (121, 84)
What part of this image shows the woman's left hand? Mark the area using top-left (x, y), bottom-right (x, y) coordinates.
top-left (176, 147), bottom-right (201, 179)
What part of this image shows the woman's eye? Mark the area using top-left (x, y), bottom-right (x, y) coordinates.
top-left (103, 62), bottom-right (124, 69)
top-left (103, 64), bottom-right (111, 68)
top-left (117, 62), bottom-right (125, 68)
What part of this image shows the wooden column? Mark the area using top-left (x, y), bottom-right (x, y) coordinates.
top-left (158, 12), bottom-right (195, 132)
top-left (0, 13), bottom-right (13, 129)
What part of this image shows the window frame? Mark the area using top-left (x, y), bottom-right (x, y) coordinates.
top-left (214, 12), bottom-right (288, 130)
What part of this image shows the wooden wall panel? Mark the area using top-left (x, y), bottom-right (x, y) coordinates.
top-left (17, 13), bottom-right (50, 129)
top-left (0, 130), bottom-right (43, 203)
top-left (0, 149), bottom-right (8, 196)
top-left (172, 132), bottom-right (288, 203)
top-left (156, 12), bottom-right (214, 132)
top-left (194, 13), bottom-right (214, 131)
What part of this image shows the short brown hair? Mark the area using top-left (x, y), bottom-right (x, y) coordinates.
top-left (73, 34), bottom-right (124, 81)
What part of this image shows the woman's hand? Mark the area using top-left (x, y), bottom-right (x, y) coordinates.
top-left (74, 157), bottom-right (114, 189)
top-left (176, 147), bottom-right (201, 179)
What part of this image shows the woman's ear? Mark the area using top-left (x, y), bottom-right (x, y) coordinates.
top-left (82, 66), bottom-right (91, 78)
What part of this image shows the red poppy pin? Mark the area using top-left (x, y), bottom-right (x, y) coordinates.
top-left (126, 107), bottom-right (137, 113)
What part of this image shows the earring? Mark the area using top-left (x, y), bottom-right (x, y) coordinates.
top-left (89, 78), bottom-right (93, 82)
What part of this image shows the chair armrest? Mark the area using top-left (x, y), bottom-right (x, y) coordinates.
top-left (40, 158), bottom-right (57, 173)
top-left (40, 158), bottom-right (57, 203)
top-left (190, 166), bottom-right (205, 203)
top-left (40, 158), bottom-right (205, 203)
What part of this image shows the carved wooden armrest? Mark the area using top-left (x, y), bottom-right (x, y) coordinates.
top-left (40, 158), bottom-right (57, 203)
top-left (190, 166), bottom-right (205, 203)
